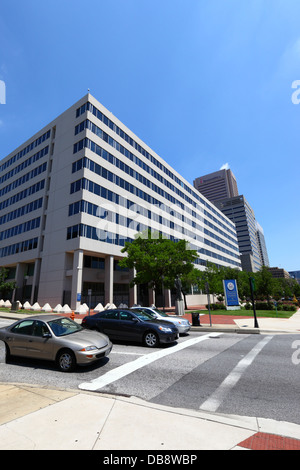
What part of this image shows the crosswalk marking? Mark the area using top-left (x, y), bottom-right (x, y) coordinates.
top-left (79, 332), bottom-right (222, 391)
top-left (199, 335), bottom-right (273, 412)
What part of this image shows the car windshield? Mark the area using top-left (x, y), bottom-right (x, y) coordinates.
top-left (152, 308), bottom-right (168, 317)
top-left (48, 317), bottom-right (83, 337)
top-left (133, 310), bottom-right (154, 321)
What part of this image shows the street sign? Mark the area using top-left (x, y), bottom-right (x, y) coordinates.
top-left (223, 279), bottom-right (240, 310)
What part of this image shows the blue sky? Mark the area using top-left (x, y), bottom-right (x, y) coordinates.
top-left (0, 0), bottom-right (299, 271)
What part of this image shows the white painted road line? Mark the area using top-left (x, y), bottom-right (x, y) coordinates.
top-left (79, 332), bottom-right (222, 392)
top-left (199, 335), bottom-right (273, 413)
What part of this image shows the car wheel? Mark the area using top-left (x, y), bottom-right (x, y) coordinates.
top-left (143, 331), bottom-right (159, 348)
top-left (56, 349), bottom-right (76, 372)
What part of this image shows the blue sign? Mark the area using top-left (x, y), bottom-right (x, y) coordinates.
top-left (77, 293), bottom-right (81, 301)
top-left (223, 279), bottom-right (239, 307)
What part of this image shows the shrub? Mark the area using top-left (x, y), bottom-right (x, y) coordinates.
top-left (255, 302), bottom-right (274, 311)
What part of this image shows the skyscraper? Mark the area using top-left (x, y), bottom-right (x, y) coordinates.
top-left (214, 196), bottom-right (264, 272)
top-left (194, 169), bottom-right (269, 272)
top-left (193, 168), bottom-right (239, 202)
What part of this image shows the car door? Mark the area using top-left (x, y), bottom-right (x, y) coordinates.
top-left (7, 320), bottom-right (54, 359)
top-left (28, 320), bottom-right (54, 359)
top-left (118, 311), bottom-right (142, 342)
top-left (6, 319), bottom-right (36, 357)
top-left (95, 310), bottom-right (121, 339)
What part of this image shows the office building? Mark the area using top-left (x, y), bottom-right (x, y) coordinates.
top-left (255, 222), bottom-right (270, 267)
top-left (194, 169), bottom-right (270, 272)
top-left (268, 267), bottom-right (291, 279)
top-left (213, 196), bottom-right (263, 272)
top-left (289, 270), bottom-right (300, 284)
top-left (193, 168), bottom-right (239, 202)
top-left (0, 94), bottom-right (241, 309)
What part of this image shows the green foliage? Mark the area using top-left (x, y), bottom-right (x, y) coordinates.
top-left (118, 230), bottom-right (198, 291)
top-left (0, 267), bottom-right (16, 298)
top-left (192, 263), bottom-right (300, 303)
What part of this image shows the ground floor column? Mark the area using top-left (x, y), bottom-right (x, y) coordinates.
top-left (71, 249), bottom-right (83, 310)
top-left (30, 258), bottom-right (41, 305)
top-left (129, 268), bottom-right (137, 306)
top-left (105, 255), bottom-right (114, 306)
top-left (164, 289), bottom-right (171, 308)
top-left (12, 263), bottom-right (27, 303)
top-left (148, 288), bottom-right (155, 306)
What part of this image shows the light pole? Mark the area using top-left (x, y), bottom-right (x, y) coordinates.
top-left (161, 275), bottom-right (165, 313)
top-left (249, 277), bottom-right (259, 328)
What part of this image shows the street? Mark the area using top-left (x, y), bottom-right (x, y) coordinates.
top-left (1, 318), bottom-right (300, 425)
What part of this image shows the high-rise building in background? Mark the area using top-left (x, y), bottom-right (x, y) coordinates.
top-left (0, 94), bottom-right (241, 309)
top-left (256, 222), bottom-right (270, 267)
top-left (289, 270), bottom-right (300, 284)
top-left (194, 168), bottom-right (239, 201)
top-left (194, 169), bottom-right (269, 272)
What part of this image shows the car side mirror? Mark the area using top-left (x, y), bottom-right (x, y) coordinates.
top-left (43, 332), bottom-right (52, 338)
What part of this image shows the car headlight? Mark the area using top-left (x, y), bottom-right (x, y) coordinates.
top-left (80, 345), bottom-right (98, 351)
top-left (158, 326), bottom-right (173, 332)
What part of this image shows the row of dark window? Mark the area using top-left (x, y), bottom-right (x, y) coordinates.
top-left (0, 217), bottom-right (40, 241)
top-left (0, 162), bottom-right (47, 198)
top-left (0, 146), bottom-right (49, 185)
top-left (71, 155), bottom-right (238, 247)
top-left (0, 197), bottom-right (43, 226)
top-left (0, 237), bottom-right (38, 258)
top-left (75, 101), bottom-right (235, 231)
top-left (0, 180), bottom-right (45, 211)
top-left (0, 130), bottom-right (50, 173)
top-left (75, 119), bottom-right (197, 209)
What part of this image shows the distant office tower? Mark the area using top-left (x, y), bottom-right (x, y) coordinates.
top-left (193, 169), bottom-right (239, 202)
top-left (256, 222), bottom-right (270, 267)
top-left (213, 196), bottom-right (263, 272)
top-left (289, 271), bottom-right (300, 284)
top-left (194, 169), bottom-right (270, 272)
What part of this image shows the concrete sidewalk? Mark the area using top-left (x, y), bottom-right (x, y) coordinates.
top-left (1, 383), bottom-right (300, 450)
top-left (1, 309), bottom-right (300, 450)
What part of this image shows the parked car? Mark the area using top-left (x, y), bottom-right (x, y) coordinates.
top-left (82, 309), bottom-right (179, 347)
top-left (131, 306), bottom-right (191, 335)
top-left (0, 315), bottom-right (112, 372)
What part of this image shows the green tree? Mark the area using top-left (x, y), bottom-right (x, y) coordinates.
top-left (0, 267), bottom-right (16, 299)
top-left (254, 266), bottom-right (275, 302)
top-left (118, 231), bottom-right (198, 294)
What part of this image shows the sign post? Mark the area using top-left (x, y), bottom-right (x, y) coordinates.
top-left (205, 282), bottom-right (212, 327)
top-left (249, 277), bottom-right (259, 328)
top-left (88, 289), bottom-right (92, 316)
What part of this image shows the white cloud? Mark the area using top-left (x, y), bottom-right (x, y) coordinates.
top-left (220, 162), bottom-right (230, 170)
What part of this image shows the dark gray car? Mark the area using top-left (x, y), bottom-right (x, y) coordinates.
top-left (82, 309), bottom-right (179, 347)
top-left (0, 315), bottom-right (112, 372)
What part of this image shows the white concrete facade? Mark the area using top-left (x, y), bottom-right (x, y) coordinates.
top-left (0, 94), bottom-right (241, 309)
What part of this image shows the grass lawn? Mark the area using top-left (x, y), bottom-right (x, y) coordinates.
top-left (187, 309), bottom-right (294, 318)
top-left (0, 307), bottom-right (56, 315)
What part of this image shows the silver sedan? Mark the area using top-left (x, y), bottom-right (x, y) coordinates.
top-left (131, 307), bottom-right (191, 334)
top-left (0, 315), bottom-right (112, 372)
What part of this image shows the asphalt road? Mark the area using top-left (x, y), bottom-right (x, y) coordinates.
top-left (1, 318), bottom-right (300, 425)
